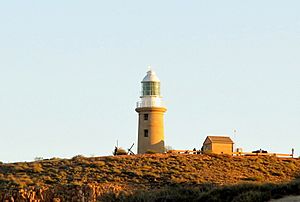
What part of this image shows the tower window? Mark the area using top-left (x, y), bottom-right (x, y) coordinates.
top-left (144, 114), bottom-right (148, 120)
top-left (144, 129), bottom-right (149, 137)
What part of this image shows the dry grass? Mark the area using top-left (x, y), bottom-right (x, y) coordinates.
top-left (0, 154), bottom-right (300, 201)
top-left (1, 154), bottom-right (300, 189)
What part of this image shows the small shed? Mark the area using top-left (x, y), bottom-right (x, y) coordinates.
top-left (202, 136), bottom-right (234, 154)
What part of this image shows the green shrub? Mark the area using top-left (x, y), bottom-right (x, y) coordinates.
top-left (232, 191), bottom-right (270, 202)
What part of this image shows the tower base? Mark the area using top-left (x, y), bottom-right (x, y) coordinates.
top-left (136, 107), bottom-right (167, 154)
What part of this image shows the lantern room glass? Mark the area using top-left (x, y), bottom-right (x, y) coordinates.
top-left (142, 82), bottom-right (160, 96)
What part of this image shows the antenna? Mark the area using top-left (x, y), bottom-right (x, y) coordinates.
top-left (233, 129), bottom-right (237, 152)
top-left (233, 129), bottom-right (237, 140)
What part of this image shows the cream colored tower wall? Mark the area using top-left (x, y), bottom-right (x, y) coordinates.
top-left (136, 107), bottom-right (167, 154)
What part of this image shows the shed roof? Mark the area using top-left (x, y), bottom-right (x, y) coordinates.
top-left (204, 136), bottom-right (234, 144)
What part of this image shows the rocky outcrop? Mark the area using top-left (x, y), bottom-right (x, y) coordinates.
top-left (0, 183), bottom-right (129, 202)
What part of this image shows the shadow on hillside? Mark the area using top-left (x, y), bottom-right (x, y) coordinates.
top-left (295, 172), bottom-right (300, 180)
top-left (99, 173), bottom-right (300, 202)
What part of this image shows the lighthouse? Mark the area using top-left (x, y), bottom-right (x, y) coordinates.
top-left (136, 69), bottom-right (167, 154)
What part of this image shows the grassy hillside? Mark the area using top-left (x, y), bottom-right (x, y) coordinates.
top-left (0, 154), bottom-right (300, 201)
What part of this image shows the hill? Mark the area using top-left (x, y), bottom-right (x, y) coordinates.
top-left (1, 154), bottom-right (300, 201)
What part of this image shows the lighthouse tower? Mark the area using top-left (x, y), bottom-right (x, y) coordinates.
top-left (136, 69), bottom-right (167, 154)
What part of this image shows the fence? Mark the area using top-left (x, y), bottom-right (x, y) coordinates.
top-left (167, 150), bottom-right (294, 158)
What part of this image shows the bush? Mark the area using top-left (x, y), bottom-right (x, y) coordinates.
top-left (34, 157), bottom-right (43, 161)
top-left (145, 150), bottom-right (156, 154)
top-left (241, 176), bottom-right (263, 181)
top-left (165, 145), bottom-right (173, 152)
top-left (32, 163), bottom-right (43, 173)
top-left (114, 148), bottom-right (128, 155)
top-left (232, 191), bottom-right (270, 202)
top-left (72, 155), bottom-right (86, 160)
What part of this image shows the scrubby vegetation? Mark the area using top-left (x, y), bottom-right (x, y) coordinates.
top-left (104, 180), bottom-right (300, 202)
top-left (0, 154), bottom-right (299, 201)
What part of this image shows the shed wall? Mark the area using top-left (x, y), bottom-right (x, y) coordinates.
top-left (211, 143), bottom-right (233, 154)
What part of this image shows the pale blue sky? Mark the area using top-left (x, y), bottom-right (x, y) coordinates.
top-left (0, 1), bottom-right (299, 162)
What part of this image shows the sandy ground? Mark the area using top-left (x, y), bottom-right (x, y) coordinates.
top-left (270, 195), bottom-right (300, 202)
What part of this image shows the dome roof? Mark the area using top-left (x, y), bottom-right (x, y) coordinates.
top-left (142, 69), bottom-right (160, 82)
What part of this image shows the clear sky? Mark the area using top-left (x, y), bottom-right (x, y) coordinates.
top-left (0, 1), bottom-right (299, 162)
